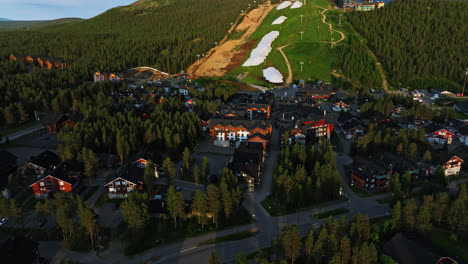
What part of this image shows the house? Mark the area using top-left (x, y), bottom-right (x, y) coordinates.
top-left (228, 142), bottom-right (264, 191)
top-left (39, 113), bottom-right (81, 133)
top-left (105, 163), bottom-right (145, 198)
top-left (20, 150), bottom-right (61, 176)
top-left (29, 162), bottom-right (81, 198)
top-left (133, 151), bottom-right (160, 178)
top-left (392, 105), bottom-right (408, 118)
top-left (380, 152), bottom-right (420, 180)
top-left (0, 235), bottom-right (39, 264)
top-left (431, 148), bottom-right (465, 176)
top-left (351, 157), bottom-right (389, 190)
top-left (341, 118), bottom-right (367, 139)
top-left (247, 133), bottom-right (270, 151)
top-left (425, 124), bottom-right (454, 144)
top-left (0, 150), bottom-right (17, 198)
top-left (207, 119), bottom-right (272, 148)
top-left (332, 101), bottom-right (350, 112)
top-left (218, 103), bottom-right (271, 120)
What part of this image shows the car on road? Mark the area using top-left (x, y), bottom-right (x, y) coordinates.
top-left (0, 217), bottom-right (8, 226)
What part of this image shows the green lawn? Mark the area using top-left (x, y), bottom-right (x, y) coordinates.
top-left (261, 195), bottom-right (348, 217)
top-left (123, 208), bottom-right (255, 255)
top-left (315, 207), bottom-right (349, 219)
top-left (351, 186), bottom-right (390, 198)
top-left (430, 228), bottom-right (468, 263)
top-left (198, 230), bottom-right (258, 246)
top-left (0, 120), bottom-right (40, 138)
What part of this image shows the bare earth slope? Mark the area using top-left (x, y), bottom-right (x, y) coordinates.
top-left (187, 2), bottom-right (274, 77)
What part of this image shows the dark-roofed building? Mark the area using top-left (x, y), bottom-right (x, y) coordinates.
top-left (105, 163), bottom-right (145, 199)
top-left (228, 142), bottom-right (264, 191)
top-left (351, 157), bottom-right (390, 190)
top-left (392, 104), bottom-right (408, 118)
top-left (381, 152), bottom-right (420, 179)
top-left (20, 150), bottom-right (61, 176)
top-left (29, 161), bottom-right (81, 198)
top-left (295, 83), bottom-right (336, 100)
top-left (341, 118), bottom-right (367, 139)
top-left (0, 235), bottom-right (39, 264)
top-left (39, 112), bottom-right (82, 133)
top-left (0, 150), bottom-right (17, 198)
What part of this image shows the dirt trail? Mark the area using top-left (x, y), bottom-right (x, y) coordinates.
top-left (312, 6), bottom-right (345, 44)
top-left (187, 2), bottom-right (274, 77)
top-left (369, 52), bottom-right (389, 91)
top-left (277, 44), bottom-right (293, 84)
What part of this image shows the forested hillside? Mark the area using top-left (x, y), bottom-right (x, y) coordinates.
top-left (347, 0), bottom-right (468, 92)
top-left (0, 0), bottom-right (252, 77)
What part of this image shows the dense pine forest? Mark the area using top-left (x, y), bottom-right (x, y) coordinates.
top-left (0, 0), bottom-right (253, 77)
top-left (347, 0), bottom-right (468, 92)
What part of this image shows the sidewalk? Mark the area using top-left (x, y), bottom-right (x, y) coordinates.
top-left (0, 124), bottom-right (44, 144)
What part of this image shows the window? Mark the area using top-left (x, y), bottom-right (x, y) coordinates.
top-left (40, 182), bottom-right (44, 186)
top-left (115, 181), bottom-right (120, 186)
top-left (60, 182), bottom-right (64, 186)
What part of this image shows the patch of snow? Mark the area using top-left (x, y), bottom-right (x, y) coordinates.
top-left (272, 16), bottom-right (287, 25)
top-left (276, 1), bottom-right (292, 10)
top-left (291, 1), bottom-right (303, 9)
top-left (242, 31), bottom-right (280, 67)
top-left (263, 67), bottom-right (283, 83)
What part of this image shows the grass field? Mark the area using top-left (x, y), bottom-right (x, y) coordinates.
top-left (227, 0), bottom-right (352, 85)
top-left (198, 230), bottom-right (258, 246)
top-left (315, 207), bottom-right (350, 219)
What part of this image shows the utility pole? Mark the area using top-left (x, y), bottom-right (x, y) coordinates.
top-left (300, 62), bottom-right (304, 72)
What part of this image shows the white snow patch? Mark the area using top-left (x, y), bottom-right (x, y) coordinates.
top-left (263, 67), bottom-right (283, 83)
top-left (272, 16), bottom-right (287, 25)
top-left (242, 31), bottom-right (280, 67)
top-left (276, 1), bottom-right (292, 10)
top-left (291, 1), bottom-right (303, 9)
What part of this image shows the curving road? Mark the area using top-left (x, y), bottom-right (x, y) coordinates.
top-left (46, 123), bottom-right (392, 264)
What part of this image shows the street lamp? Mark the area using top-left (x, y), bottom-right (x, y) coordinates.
top-left (300, 61), bottom-right (304, 72)
top-left (214, 42), bottom-right (218, 47)
top-left (331, 38), bottom-right (334, 48)
top-left (196, 54), bottom-right (200, 63)
top-left (300, 14), bottom-right (304, 23)
top-left (300, 31), bottom-right (304, 40)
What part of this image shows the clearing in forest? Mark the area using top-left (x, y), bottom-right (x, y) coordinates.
top-left (227, 0), bottom-right (349, 86)
top-left (187, 2), bottom-right (274, 77)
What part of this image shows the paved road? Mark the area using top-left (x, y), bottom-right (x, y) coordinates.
top-left (0, 124), bottom-right (44, 144)
top-left (46, 123), bottom-right (391, 264)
